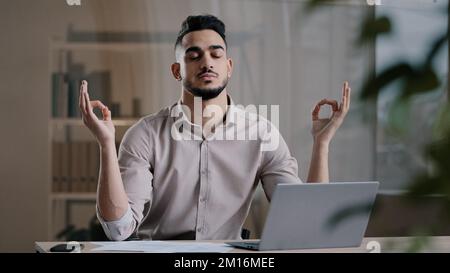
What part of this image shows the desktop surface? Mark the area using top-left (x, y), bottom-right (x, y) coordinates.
top-left (35, 237), bottom-right (450, 253)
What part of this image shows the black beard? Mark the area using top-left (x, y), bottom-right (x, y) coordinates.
top-left (184, 78), bottom-right (228, 100)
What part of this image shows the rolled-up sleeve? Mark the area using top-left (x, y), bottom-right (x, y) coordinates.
top-left (259, 123), bottom-right (302, 201)
top-left (97, 119), bottom-right (154, 241)
top-left (96, 204), bottom-right (135, 241)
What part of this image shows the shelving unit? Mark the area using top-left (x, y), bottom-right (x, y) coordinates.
top-left (47, 39), bottom-right (144, 240)
top-left (48, 118), bottom-right (138, 240)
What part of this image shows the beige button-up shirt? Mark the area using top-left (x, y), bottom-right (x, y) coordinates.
top-left (97, 97), bottom-right (302, 241)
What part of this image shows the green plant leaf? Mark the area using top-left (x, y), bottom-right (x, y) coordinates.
top-left (305, 0), bottom-right (336, 11)
top-left (402, 66), bottom-right (441, 98)
top-left (386, 98), bottom-right (410, 135)
top-left (424, 32), bottom-right (448, 67)
top-left (358, 16), bottom-right (392, 45)
top-left (433, 103), bottom-right (450, 139)
top-left (361, 63), bottom-right (413, 100)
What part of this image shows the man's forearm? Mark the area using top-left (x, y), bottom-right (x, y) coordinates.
top-left (306, 142), bottom-right (329, 183)
top-left (97, 142), bottom-right (129, 221)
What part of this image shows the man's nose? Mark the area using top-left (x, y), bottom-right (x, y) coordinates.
top-left (200, 56), bottom-right (214, 70)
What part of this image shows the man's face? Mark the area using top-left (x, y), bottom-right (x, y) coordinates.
top-left (173, 29), bottom-right (233, 100)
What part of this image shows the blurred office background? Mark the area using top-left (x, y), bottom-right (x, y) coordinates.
top-left (0, 0), bottom-right (447, 252)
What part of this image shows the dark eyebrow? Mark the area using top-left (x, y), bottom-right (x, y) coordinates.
top-left (185, 45), bottom-right (225, 54)
top-left (185, 46), bottom-right (202, 54)
top-left (210, 45), bottom-right (225, 51)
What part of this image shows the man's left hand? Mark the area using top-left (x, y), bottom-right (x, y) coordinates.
top-left (311, 81), bottom-right (351, 145)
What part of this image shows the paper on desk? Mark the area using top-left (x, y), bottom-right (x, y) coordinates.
top-left (90, 241), bottom-right (234, 253)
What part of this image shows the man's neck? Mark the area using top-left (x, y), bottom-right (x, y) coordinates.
top-left (181, 89), bottom-right (228, 130)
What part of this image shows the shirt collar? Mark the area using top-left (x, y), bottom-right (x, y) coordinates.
top-left (172, 95), bottom-right (239, 129)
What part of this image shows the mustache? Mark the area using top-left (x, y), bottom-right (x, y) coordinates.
top-left (197, 69), bottom-right (218, 77)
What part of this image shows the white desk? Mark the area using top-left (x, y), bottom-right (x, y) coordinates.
top-left (35, 237), bottom-right (450, 253)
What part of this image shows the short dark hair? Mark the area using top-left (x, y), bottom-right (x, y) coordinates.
top-left (174, 14), bottom-right (227, 50)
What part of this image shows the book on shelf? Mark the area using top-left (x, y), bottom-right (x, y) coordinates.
top-left (66, 60), bottom-right (84, 119)
top-left (51, 52), bottom-right (113, 119)
top-left (87, 142), bottom-right (100, 193)
top-left (79, 142), bottom-right (89, 193)
top-left (60, 142), bottom-right (70, 192)
top-left (51, 142), bottom-right (62, 193)
top-left (52, 141), bottom-right (101, 194)
top-left (51, 72), bottom-right (68, 118)
top-left (86, 71), bottom-right (112, 118)
top-left (69, 142), bottom-right (81, 192)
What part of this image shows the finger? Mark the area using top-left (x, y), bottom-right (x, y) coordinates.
top-left (83, 82), bottom-right (94, 117)
top-left (90, 100), bottom-right (107, 111)
top-left (102, 107), bottom-right (111, 121)
top-left (79, 81), bottom-right (87, 116)
top-left (346, 87), bottom-right (351, 110)
top-left (343, 81), bottom-right (348, 95)
top-left (312, 104), bottom-right (320, 121)
top-left (91, 100), bottom-right (109, 121)
top-left (318, 99), bottom-right (339, 111)
top-left (341, 81), bottom-right (348, 111)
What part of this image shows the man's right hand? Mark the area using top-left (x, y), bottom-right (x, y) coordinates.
top-left (79, 80), bottom-right (115, 147)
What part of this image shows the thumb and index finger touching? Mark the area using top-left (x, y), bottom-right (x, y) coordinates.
top-left (312, 81), bottom-right (351, 120)
top-left (78, 80), bottom-right (111, 121)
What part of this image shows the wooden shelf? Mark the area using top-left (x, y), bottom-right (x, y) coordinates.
top-left (51, 41), bottom-right (164, 52)
top-left (50, 192), bottom-right (96, 201)
top-left (51, 118), bottom-right (138, 127)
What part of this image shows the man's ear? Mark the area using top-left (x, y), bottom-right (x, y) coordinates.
top-left (171, 63), bottom-right (181, 81)
top-left (227, 58), bottom-right (233, 78)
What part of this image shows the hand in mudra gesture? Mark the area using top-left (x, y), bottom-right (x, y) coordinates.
top-left (311, 82), bottom-right (351, 145)
top-left (78, 80), bottom-right (115, 146)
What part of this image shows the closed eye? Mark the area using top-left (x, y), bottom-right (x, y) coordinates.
top-left (187, 53), bottom-right (201, 60)
top-left (211, 51), bottom-right (223, 58)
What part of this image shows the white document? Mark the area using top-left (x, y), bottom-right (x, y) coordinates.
top-left (90, 241), bottom-right (234, 253)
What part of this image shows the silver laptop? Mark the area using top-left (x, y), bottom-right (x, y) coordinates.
top-left (226, 182), bottom-right (379, 251)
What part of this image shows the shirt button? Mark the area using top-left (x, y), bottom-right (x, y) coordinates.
top-left (197, 227), bottom-right (202, 233)
top-left (200, 197), bottom-right (206, 203)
